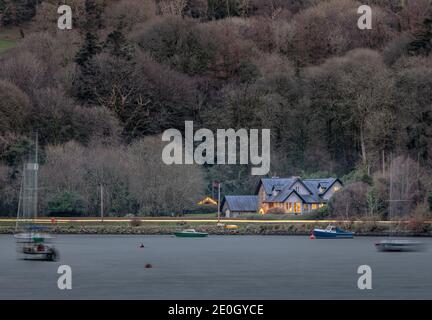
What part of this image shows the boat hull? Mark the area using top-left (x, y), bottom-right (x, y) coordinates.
top-left (174, 232), bottom-right (208, 238)
top-left (313, 229), bottom-right (354, 239)
top-left (21, 253), bottom-right (56, 261)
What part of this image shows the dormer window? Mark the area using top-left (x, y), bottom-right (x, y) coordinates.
top-left (318, 183), bottom-right (328, 194)
top-left (295, 186), bottom-right (300, 193)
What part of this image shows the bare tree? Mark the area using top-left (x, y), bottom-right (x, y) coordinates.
top-left (158, 0), bottom-right (188, 16)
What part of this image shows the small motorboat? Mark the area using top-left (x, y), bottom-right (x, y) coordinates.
top-left (375, 239), bottom-right (426, 252)
top-left (312, 225), bottom-right (354, 239)
top-left (174, 229), bottom-right (208, 238)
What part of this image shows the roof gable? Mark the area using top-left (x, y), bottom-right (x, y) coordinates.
top-left (287, 178), bottom-right (314, 195)
top-left (256, 178), bottom-right (294, 195)
top-left (320, 178), bottom-right (343, 196)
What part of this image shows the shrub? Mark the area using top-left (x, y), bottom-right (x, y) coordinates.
top-left (47, 191), bottom-right (86, 216)
top-left (307, 206), bottom-right (330, 219)
top-left (266, 207), bottom-right (286, 215)
top-left (428, 192), bottom-right (432, 211)
top-left (129, 216), bottom-right (142, 227)
top-left (407, 204), bottom-right (431, 233)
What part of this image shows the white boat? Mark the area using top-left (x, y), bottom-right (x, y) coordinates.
top-left (15, 134), bottom-right (59, 261)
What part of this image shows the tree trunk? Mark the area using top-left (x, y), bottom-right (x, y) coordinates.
top-left (360, 122), bottom-right (367, 169)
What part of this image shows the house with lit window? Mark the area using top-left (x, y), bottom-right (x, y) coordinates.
top-left (220, 177), bottom-right (342, 217)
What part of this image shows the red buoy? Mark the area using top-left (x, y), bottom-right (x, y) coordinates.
top-left (309, 232), bottom-right (315, 240)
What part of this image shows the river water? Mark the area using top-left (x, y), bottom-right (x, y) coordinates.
top-left (0, 235), bottom-right (431, 299)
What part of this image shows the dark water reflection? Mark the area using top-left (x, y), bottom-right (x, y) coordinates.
top-left (1, 235), bottom-right (431, 299)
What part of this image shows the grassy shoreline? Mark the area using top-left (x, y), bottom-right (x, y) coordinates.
top-left (1, 219), bottom-right (431, 236)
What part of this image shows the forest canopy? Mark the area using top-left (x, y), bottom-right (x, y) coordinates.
top-left (0, 0), bottom-right (431, 217)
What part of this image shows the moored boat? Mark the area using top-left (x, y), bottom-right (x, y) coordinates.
top-left (174, 229), bottom-right (208, 238)
top-left (312, 225), bottom-right (354, 239)
top-left (15, 227), bottom-right (59, 261)
top-left (14, 134), bottom-right (60, 262)
top-left (375, 239), bottom-right (425, 252)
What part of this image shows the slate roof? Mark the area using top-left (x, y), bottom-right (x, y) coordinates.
top-left (222, 177), bottom-right (341, 212)
top-left (259, 177), bottom-right (341, 204)
top-left (302, 178), bottom-right (338, 195)
top-left (221, 195), bottom-right (259, 212)
top-left (259, 178), bottom-right (295, 195)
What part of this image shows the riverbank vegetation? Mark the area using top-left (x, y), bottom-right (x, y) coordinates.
top-left (0, 0), bottom-right (431, 219)
top-left (1, 219), bottom-right (431, 236)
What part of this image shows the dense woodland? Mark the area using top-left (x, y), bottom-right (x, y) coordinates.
top-left (0, 0), bottom-right (431, 218)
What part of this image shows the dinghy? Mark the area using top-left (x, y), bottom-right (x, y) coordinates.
top-left (312, 225), bottom-right (354, 239)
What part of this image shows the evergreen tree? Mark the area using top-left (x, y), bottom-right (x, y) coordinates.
top-left (75, 0), bottom-right (105, 66)
top-left (103, 21), bottom-right (134, 60)
top-left (73, 0), bottom-right (105, 102)
top-left (0, 0), bottom-right (39, 26)
top-left (408, 18), bottom-right (432, 56)
top-left (83, 0), bottom-right (104, 30)
top-left (75, 31), bottom-right (101, 67)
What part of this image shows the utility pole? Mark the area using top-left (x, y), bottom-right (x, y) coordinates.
top-left (100, 184), bottom-right (104, 223)
top-left (217, 181), bottom-right (221, 224)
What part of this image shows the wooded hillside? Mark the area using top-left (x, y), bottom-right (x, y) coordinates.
top-left (0, 0), bottom-right (431, 218)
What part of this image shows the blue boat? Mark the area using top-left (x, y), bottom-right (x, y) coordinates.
top-left (312, 225), bottom-right (354, 239)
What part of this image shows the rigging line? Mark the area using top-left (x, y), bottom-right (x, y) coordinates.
top-left (15, 164), bottom-right (24, 232)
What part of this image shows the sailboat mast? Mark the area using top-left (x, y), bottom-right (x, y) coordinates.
top-left (34, 132), bottom-right (38, 220)
top-left (389, 154), bottom-right (393, 236)
top-left (15, 169), bottom-right (24, 232)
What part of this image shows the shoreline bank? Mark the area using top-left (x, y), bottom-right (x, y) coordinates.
top-left (1, 222), bottom-right (431, 237)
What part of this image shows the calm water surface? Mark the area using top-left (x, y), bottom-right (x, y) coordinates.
top-left (0, 235), bottom-right (431, 299)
